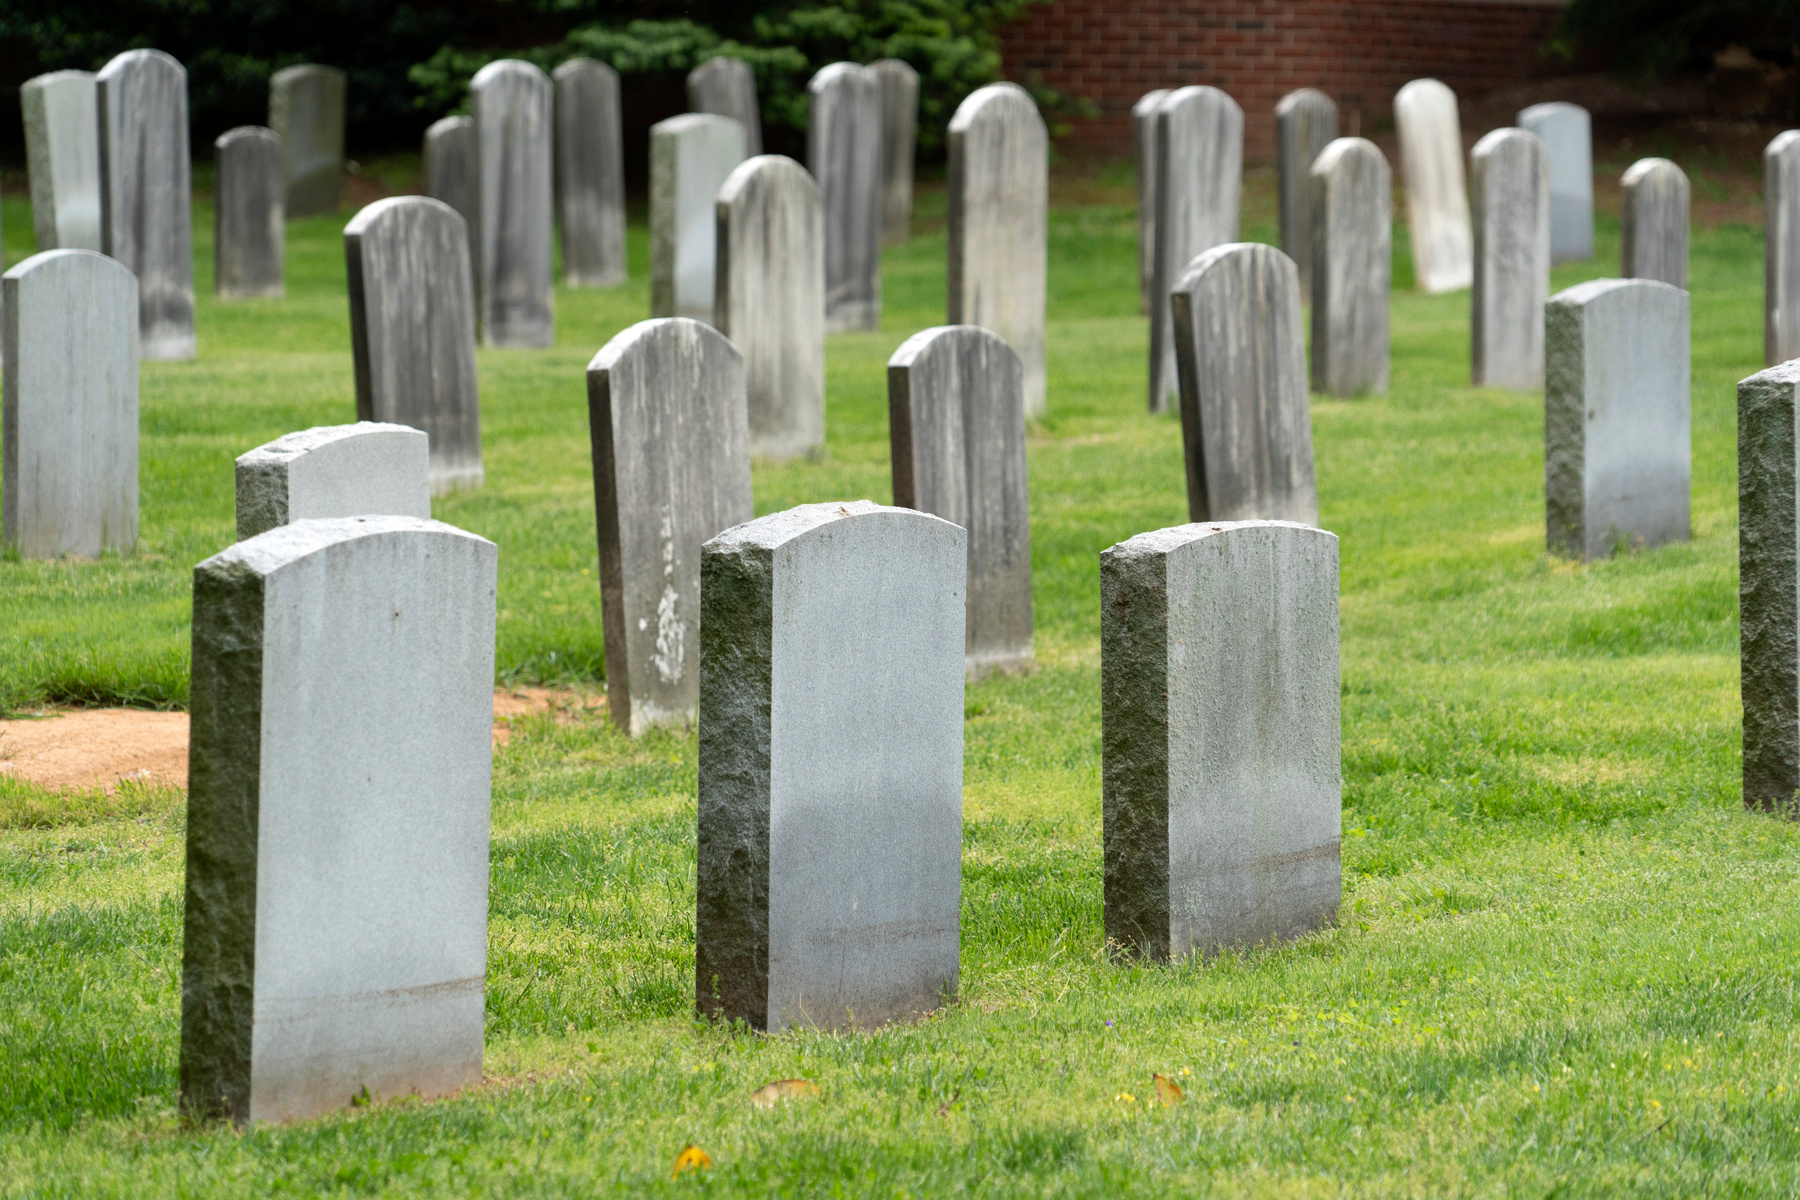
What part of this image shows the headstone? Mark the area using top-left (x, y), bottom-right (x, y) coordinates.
top-left (97, 49), bottom-right (195, 361)
top-left (424, 115), bottom-right (477, 270)
top-left (715, 156), bottom-right (825, 459)
top-left (687, 57), bottom-right (762, 157)
top-left (2, 250), bottom-right (139, 559)
top-left (1309, 137), bottom-right (1391, 397)
top-left (1518, 101), bottom-right (1594, 264)
top-left (889, 326), bottom-right (1033, 677)
top-left (235, 423), bottom-right (432, 541)
top-left (586, 319), bottom-right (755, 735)
top-left (696, 500), bottom-right (964, 1032)
top-left (1132, 89), bottom-right (1170, 315)
top-left (1394, 78), bottom-right (1472, 294)
top-left (1150, 86), bottom-right (1243, 413)
top-left (1740, 360), bottom-right (1800, 811)
top-left (1275, 88), bottom-right (1338, 299)
top-left (1621, 157), bottom-right (1690, 290)
top-left (344, 197), bottom-right (482, 493)
top-left (1170, 243), bottom-right (1318, 524)
top-left (180, 515), bottom-right (495, 1125)
top-left (268, 64), bottom-right (346, 218)
top-left (1766, 131), bottom-right (1800, 367)
top-left (22, 71), bottom-right (102, 251)
top-left (650, 114), bottom-right (748, 323)
top-left (874, 59), bottom-right (919, 245)
top-left (470, 60), bottom-right (554, 348)
top-left (1470, 127), bottom-right (1550, 390)
top-left (1101, 519), bottom-right (1340, 959)
top-left (1545, 279), bottom-right (1690, 560)
top-left (214, 126), bottom-right (285, 300)
top-left (948, 83), bottom-right (1049, 418)
top-left (553, 58), bottom-right (627, 288)
top-left (809, 63), bottom-right (884, 333)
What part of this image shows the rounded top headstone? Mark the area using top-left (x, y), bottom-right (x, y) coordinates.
top-left (1176, 239), bottom-right (1300, 296)
top-left (98, 48), bottom-right (186, 84)
top-left (1472, 126), bottom-right (1547, 164)
top-left (586, 316), bottom-right (742, 376)
top-left (949, 81), bottom-right (1043, 134)
top-left (718, 153), bottom-right (816, 207)
top-left (1276, 87), bottom-right (1335, 116)
top-left (1621, 156), bottom-right (1684, 188)
top-left (889, 323), bottom-right (1020, 373)
top-left (1311, 135), bottom-right (1386, 178)
top-left (344, 193), bottom-right (468, 239)
top-left (808, 61), bottom-right (872, 94)
top-left (1395, 78), bottom-right (1454, 108)
top-left (471, 58), bottom-right (550, 90)
top-left (216, 125), bottom-right (280, 152)
top-left (1547, 275), bottom-right (1685, 310)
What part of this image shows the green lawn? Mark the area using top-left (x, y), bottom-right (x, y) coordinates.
top-left (2, 173), bottom-right (1797, 1195)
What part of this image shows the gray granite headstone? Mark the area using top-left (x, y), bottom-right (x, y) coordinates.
top-left (1170, 242), bottom-right (1318, 525)
top-left (214, 126), bottom-right (285, 300)
top-left (1621, 157), bottom-right (1689, 291)
top-left (1275, 88), bottom-right (1338, 300)
top-left (1133, 89), bottom-right (1170, 315)
top-left (716, 155), bottom-right (825, 459)
top-left (1766, 131), bottom-right (1800, 366)
top-left (874, 59), bottom-right (919, 245)
top-left (1394, 78), bottom-right (1472, 294)
top-left (1740, 360), bottom-right (1800, 811)
top-left (696, 500), bottom-right (964, 1032)
top-left (687, 57), bottom-right (761, 157)
top-left (889, 325), bottom-right (1033, 678)
top-left (1102, 519), bottom-right (1340, 959)
top-left (948, 83), bottom-right (1048, 418)
top-left (1471, 127), bottom-right (1550, 390)
top-left (235, 423), bottom-right (432, 541)
top-left (1545, 279), bottom-right (1689, 561)
top-left (1310, 136), bottom-right (1391, 396)
top-left (809, 63), bottom-right (884, 333)
top-left (2, 250), bottom-right (139, 559)
top-left (553, 58), bottom-right (627, 288)
top-left (424, 115), bottom-right (478, 277)
top-left (586, 319), bottom-right (755, 735)
top-left (180, 515), bottom-right (495, 1125)
top-left (97, 49), bottom-right (195, 361)
top-left (344, 197), bottom-right (482, 493)
top-left (1519, 101), bottom-right (1593, 264)
top-left (651, 113), bottom-right (748, 323)
top-left (22, 71), bottom-right (101, 251)
top-left (470, 60), bottom-right (554, 348)
top-left (268, 64), bottom-right (345, 218)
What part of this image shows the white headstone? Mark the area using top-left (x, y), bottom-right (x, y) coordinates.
top-left (22, 71), bottom-right (101, 252)
top-left (1518, 101), bottom-right (1594, 264)
top-left (687, 57), bottom-right (761, 157)
top-left (1740, 360), bottom-right (1800, 810)
top-left (1766, 130), bottom-right (1800, 366)
top-left (1275, 88), bottom-right (1338, 299)
top-left (470, 60), bottom-right (554, 348)
top-left (268, 64), bottom-right (346, 218)
top-left (650, 113), bottom-right (748, 324)
top-left (809, 63), bottom-right (884, 333)
top-left (1132, 89), bottom-right (1170, 315)
top-left (235, 423), bottom-right (432, 541)
top-left (214, 126), bottom-right (285, 300)
top-left (553, 58), bottom-right (627, 288)
top-left (1621, 157), bottom-right (1690, 291)
top-left (1309, 137), bottom-right (1391, 396)
top-left (1470, 127), bottom-right (1550, 390)
top-left (875, 59), bottom-right (919, 245)
top-left (1394, 78), bottom-right (1472, 294)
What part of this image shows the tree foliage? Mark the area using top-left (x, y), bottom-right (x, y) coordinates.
top-left (1554, 0), bottom-right (1800, 80)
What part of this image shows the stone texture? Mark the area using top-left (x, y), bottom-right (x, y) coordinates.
top-left (809, 63), bottom-right (884, 333)
top-left (687, 57), bottom-right (762, 157)
top-left (1518, 101), bottom-right (1594, 264)
top-left (267, 65), bottom-right (345, 219)
top-left (1309, 137), bottom-right (1391, 396)
top-left (1545, 278), bottom-right (1690, 561)
top-left (1394, 78), bottom-right (1472, 294)
top-left (696, 501), bottom-right (964, 1032)
top-left (586, 319), bottom-right (755, 735)
top-left (214, 126), bottom-right (285, 300)
top-left (1132, 89), bottom-right (1170, 315)
top-left (470, 60), bottom-right (554, 348)
top-left (651, 114), bottom-right (748, 323)
top-left (97, 49), bottom-right (195, 361)
top-left (22, 71), bottom-right (101, 252)
top-left (1741, 360), bottom-right (1800, 811)
top-left (1621, 157), bottom-right (1690, 291)
top-left (889, 325), bottom-right (1034, 678)
top-left (948, 83), bottom-right (1049, 418)
top-left (874, 59), bottom-right (919, 245)
top-left (2, 250), bottom-right (139, 559)
top-left (344, 197), bottom-right (482, 494)
top-left (1767, 131), bottom-right (1800, 366)
top-left (715, 156), bottom-right (825, 459)
top-left (1170, 242), bottom-right (1319, 525)
top-left (1149, 86), bottom-right (1243, 413)
top-left (1275, 88), bottom-right (1338, 300)
top-left (180, 515), bottom-right (495, 1125)
top-left (424, 115), bottom-right (478, 277)
top-left (1471, 127), bottom-right (1550, 389)
top-left (235, 423), bottom-right (431, 541)
top-left (553, 58), bottom-right (627, 288)
top-left (1102, 520), bottom-right (1341, 959)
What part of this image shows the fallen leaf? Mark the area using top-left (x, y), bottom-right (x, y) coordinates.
top-left (750, 1078), bottom-right (819, 1108)
top-left (1153, 1074), bottom-right (1184, 1106)
top-left (671, 1145), bottom-right (711, 1179)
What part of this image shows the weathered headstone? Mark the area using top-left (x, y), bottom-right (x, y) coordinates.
top-left (1470, 127), bottom-right (1550, 390)
top-left (586, 319), bottom-right (755, 735)
top-left (1545, 278), bottom-right (1690, 561)
top-left (1741, 360), bottom-right (1800, 811)
top-left (651, 114), bottom-right (748, 323)
top-left (948, 83), bottom-right (1048, 418)
top-left (236, 423), bottom-right (432, 541)
top-left (1102, 519), bottom-right (1341, 959)
top-left (1766, 131), bottom-right (1800, 366)
top-left (470, 60), bottom-right (554, 348)
top-left (344, 197), bottom-right (482, 493)
top-left (1394, 78), bottom-right (1472, 294)
top-left (809, 63), bottom-right (884, 333)
top-left (1310, 136), bottom-right (1391, 396)
top-left (687, 57), bottom-right (761, 157)
top-left (1150, 86), bottom-right (1243, 413)
top-left (1170, 242), bottom-right (1318, 524)
top-left (1519, 101), bottom-right (1594, 264)
top-left (716, 156), bottom-right (825, 459)
top-left (1132, 89), bottom-right (1171, 315)
top-left (97, 49), bottom-right (195, 361)
top-left (214, 126), bottom-right (285, 300)
top-left (180, 515), bottom-right (495, 1125)
top-left (1621, 157), bottom-right (1690, 290)
top-left (268, 64), bottom-right (346, 218)
top-left (1275, 88), bottom-right (1338, 299)
top-left (424, 116), bottom-right (478, 285)
top-left (874, 59), bottom-right (919, 245)
top-left (2, 250), bottom-right (138, 559)
top-left (553, 58), bottom-right (627, 288)
top-left (889, 325), bottom-right (1033, 678)
top-left (22, 71), bottom-right (101, 251)
top-left (696, 500), bottom-right (964, 1032)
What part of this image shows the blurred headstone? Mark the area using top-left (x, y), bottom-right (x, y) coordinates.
top-left (1470, 127), bottom-right (1550, 389)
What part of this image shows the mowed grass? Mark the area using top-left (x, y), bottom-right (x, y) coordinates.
top-left (2, 166), bottom-right (1798, 1195)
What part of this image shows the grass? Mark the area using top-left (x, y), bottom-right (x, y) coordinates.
top-left (2, 170), bottom-right (1797, 1194)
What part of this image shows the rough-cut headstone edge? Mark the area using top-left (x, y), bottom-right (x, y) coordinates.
top-left (1740, 360), bottom-right (1800, 811)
